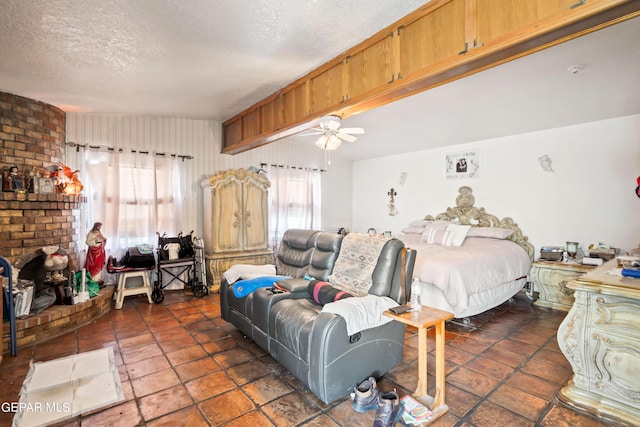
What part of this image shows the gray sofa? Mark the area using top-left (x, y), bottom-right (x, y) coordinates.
top-left (220, 229), bottom-right (416, 404)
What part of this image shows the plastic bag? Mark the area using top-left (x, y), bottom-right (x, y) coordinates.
top-left (74, 271), bottom-right (100, 298)
top-left (178, 231), bottom-right (195, 258)
top-left (14, 279), bottom-right (35, 317)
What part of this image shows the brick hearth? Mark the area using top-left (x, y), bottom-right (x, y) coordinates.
top-left (2, 287), bottom-right (114, 355)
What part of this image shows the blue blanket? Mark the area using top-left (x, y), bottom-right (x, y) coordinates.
top-left (233, 275), bottom-right (292, 298)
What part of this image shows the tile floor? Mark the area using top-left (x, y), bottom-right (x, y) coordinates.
top-left (0, 289), bottom-right (618, 426)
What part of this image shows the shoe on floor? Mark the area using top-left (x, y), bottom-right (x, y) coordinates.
top-left (373, 390), bottom-right (404, 427)
top-left (351, 376), bottom-right (379, 413)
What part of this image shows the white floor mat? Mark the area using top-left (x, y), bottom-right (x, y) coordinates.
top-left (13, 347), bottom-right (124, 427)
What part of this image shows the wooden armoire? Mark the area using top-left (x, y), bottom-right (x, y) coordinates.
top-left (202, 168), bottom-right (273, 291)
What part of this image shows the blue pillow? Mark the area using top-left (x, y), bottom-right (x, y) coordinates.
top-left (233, 275), bottom-right (292, 298)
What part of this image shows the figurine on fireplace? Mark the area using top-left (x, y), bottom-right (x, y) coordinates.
top-left (48, 162), bottom-right (84, 195)
top-left (85, 222), bottom-right (107, 282)
top-left (3, 165), bottom-right (25, 192)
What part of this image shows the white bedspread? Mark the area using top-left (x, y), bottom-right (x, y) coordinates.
top-left (402, 237), bottom-right (531, 315)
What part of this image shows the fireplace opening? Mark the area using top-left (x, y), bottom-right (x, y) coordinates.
top-left (11, 247), bottom-right (77, 314)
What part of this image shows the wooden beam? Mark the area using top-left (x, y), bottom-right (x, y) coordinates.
top-left (221, 0), bottom-right (640, 155)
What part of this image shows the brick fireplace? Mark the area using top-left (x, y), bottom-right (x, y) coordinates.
top-left (0, 91), bottom-right (82, 266)
top-left (1, 91), bottom-right (112, 355)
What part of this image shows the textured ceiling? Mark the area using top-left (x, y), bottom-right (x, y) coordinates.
top-left (0, 0), bottom-right (429, 119)
top-left (1, 1), bottom-right (639, 161)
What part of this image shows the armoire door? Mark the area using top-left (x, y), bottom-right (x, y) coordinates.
top-left (211, 176), bottom-right (244, 253)
top-left (242, 178), bottom-right (269, 251)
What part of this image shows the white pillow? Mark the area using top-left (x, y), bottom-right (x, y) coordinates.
top-left (421, 221), bottom-right (470, 247)
top-left (409, 219), bottom-right (431, 227)
top-left (401, 226), bottom-right (426, 234)
top-left (420, 220), bottom-right (450, 244)
top-left (467, 227), bottom-right (515, 239)
top-left (444, 224), bottom-right (471, 247)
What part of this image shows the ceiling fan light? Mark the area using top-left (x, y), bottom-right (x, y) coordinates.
top-left (325, 134), bottom-right (342, 150)
top-left (314, 135), bottom-right (328, 149)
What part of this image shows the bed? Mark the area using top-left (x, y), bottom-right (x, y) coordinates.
top-left (397, 186), bottom-right (534, 319)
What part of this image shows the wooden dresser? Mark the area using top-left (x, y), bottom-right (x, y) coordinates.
top-left (557, 260), bottom-right (640, 426)
top-left (202, 169), bottom-right (274, 292)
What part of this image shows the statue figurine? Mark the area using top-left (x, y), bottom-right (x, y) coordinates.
top-left (85, 222), bottom-right (107, 282)
top-left (3, 166), bottom-right (25, 192)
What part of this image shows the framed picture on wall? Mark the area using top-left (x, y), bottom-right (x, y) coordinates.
top-left (446, 151), bottom-right (480, 179)
top-left (39, 177), bottom-right (55, 193)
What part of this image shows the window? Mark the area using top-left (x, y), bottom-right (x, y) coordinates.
top-left (265, 165), bottom-right (321, 249)
top-left (82, 149), bottom-right (182, 256)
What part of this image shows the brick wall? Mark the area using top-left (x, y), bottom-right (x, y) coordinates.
top-left (0, 91), bottom-right (65, 170)
top-left (0, 92), bottom-right (84, 267)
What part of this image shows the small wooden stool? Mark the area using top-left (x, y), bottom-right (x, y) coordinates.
top-left (113, 269), bottom-right (153, 309)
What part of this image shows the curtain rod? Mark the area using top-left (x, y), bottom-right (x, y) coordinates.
top-left (260, 162), bottom-right (325, 172)
top-left (65, 141), bottom-right (194, 160)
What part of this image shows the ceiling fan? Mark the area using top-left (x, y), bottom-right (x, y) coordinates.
top-left (300, 115), bottom-right (365, 166)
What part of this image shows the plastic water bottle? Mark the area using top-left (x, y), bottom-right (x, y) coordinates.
top-left (410, 278), bottom-right (421, 308)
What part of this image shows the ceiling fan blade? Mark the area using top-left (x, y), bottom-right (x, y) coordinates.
top-left (336, 132), bottom-right (358, 143)
top-left (339, 127), bottom-right (365, 135)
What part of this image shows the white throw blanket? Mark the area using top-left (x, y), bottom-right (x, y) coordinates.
top-left (222, 264), bottom-right (276, 284)
top-left (321, 295), bottom-right (399, 336)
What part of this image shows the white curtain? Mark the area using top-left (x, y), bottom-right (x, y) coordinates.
top-left (78, 149), bottom-right (183, 260)
top-left (266, 165), bottom-right (321, 249)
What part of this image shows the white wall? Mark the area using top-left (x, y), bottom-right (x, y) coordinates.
top-left (352, 114), bottom-right (640, 255)
top-left (65, 114), bottom-right (353, 240)
top-left (66, 113), bottom-right (639, 257)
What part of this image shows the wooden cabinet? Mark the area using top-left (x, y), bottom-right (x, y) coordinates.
top-left (557, 260), bottom-right (640, 425)
top-left (530, 260), bottom-right (595, 311)
top-left (222, 0), bottom-right (636, 155)
top-left (474, 0), bottom-right (578, 47)
top-left (260, 95), bottom-right (281, 135)
top-left (282, 82), bottom-right (310, 126)
top-left (398, 0), bottom-right (467, 77)
top-left (346, 34), bottom-right (395, 101)
top-left (311, 60), bottom-right (345, 113)
top-left (202, 169), bottom-right (274, 291)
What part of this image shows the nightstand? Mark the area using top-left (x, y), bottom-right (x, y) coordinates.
top-left (530, 260), bottom-right (596, 311)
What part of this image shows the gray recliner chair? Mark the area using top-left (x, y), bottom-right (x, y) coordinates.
top-left (219, 229), bottom-right (416, 404)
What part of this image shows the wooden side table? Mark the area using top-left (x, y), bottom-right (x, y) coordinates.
top-left (384, 305), bottom-right (454, 424)
top-left (530, 260), bottom-right (595, 311)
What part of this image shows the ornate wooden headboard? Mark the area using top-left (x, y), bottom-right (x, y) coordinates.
top-left (424, 186), bottom-right (534, 260)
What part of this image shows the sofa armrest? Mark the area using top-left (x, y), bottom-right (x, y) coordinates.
top-left (307, 312), bottom-right (406, 403)
top-left (276, 278), bottom-right (311, 294)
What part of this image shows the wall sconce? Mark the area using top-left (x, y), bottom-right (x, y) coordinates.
top-left (399, 172), bottom-right (407, 186)
top-left (387, 188), bottom-right (397, 216)
top-left (538, 155), bottom-right (554, 172)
